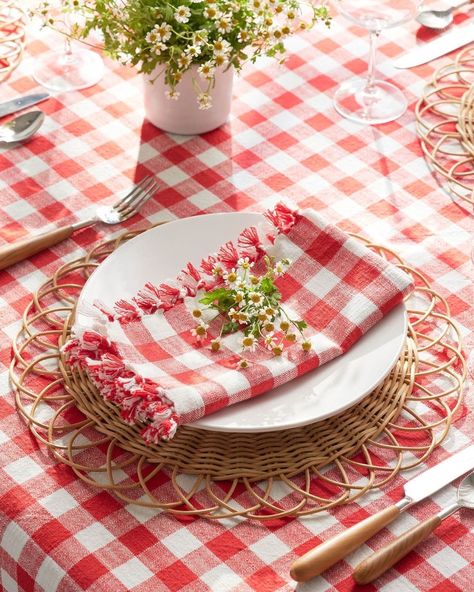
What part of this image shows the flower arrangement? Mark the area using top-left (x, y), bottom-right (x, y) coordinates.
top-left (35, 0), bottom-right (330, 108)
top-left (191, 254), bottom-right (310, 368)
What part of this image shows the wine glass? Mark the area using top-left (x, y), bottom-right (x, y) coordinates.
top-left (33, 8), bottom-right (104, 93)
top-left (333, 0), bottom-right (422, 125)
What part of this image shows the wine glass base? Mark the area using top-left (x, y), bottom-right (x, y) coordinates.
top-left (33, 48), bottom-right (104, 93)
top-left (333, 78), bottom-right (407, 125)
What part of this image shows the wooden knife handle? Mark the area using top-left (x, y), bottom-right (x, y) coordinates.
top-left (353, 514), bottom-right (442, 585)
top-left (290, 504), bottom-right (401, 582)
top-left (0, 225), bottom-right (74, 271)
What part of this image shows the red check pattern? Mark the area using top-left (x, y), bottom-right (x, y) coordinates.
top-left (66, 205), bottom-right (413, 443)
top-left (1, 9), bottom-right (473, 592)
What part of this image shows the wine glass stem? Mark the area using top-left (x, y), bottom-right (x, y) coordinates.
top-left (366, 30), bottom-right (380, 93)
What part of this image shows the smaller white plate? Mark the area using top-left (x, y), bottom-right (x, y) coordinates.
top-left (77, 213), bottom-right (407, 433)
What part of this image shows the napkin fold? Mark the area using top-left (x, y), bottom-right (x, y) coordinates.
top-left (65, 204), bottom-right (414, 443)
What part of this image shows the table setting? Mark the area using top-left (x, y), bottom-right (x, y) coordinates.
top-left (1, 0), bottom-right (473, 591)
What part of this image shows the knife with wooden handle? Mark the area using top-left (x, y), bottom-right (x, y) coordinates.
top-left (289, 445), bottom-right (474, 582)
top-left (353, 515), bottom-right (442, 584)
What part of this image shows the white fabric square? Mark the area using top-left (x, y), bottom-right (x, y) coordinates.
top-left (112, 558), bottom-right (154, 588)
top-left (4, 457), bottom-right (43, 484)
top-left (36, 556), bottom-right (66, 592)
top-left (341, 292), bottom-right (380, 324)
top-left (175, 349), bottom-right (214, 371)
top-left (0, 569), bottom-right (17, 592)
top-left (1, 523), bottom-right (29, 561)
top-left (304, 267), bottom-right (342, 299)
top-left (427, 547), bottom-right (469, 577)
top-left (249, 534), bottom-right (290, 562)
top-left (39, 490), bottom-right (78, 517)
top-left (158, 165), bottom-right (188, 186)
top-left (200, 565), bottom-right (244, 591)
top-left (161, 529), bottom-right (202, 559)
top-left (75, 523), bottom-right (115, 552)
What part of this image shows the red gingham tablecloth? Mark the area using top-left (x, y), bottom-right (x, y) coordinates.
top-left (1, 11), bottom-right (473, 592)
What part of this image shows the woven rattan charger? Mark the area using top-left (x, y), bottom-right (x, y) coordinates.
top-left (11, 225), bottom-right (466, 519)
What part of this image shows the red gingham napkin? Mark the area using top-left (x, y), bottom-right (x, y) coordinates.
top-left (65, 204), bottom-right (414, 443)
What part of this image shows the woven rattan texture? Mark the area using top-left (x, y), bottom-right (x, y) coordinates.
top-left (11, 228), bottom-right (466, 519)
top-left (0, 0), bottom-right (26, 82)
top-left (416, 46), bottom-right (474, 210)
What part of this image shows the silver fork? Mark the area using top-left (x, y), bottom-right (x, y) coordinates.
top-left (0, 176), bottom-right (159, 271)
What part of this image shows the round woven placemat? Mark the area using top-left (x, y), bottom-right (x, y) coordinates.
top-left (416, 45), bottom-right (474, 210)
top-left (11, 227), bottom-right (466, 519)
top-left (0, 0), bottom-right (26, 82)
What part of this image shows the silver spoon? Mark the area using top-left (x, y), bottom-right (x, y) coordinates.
top-left (416, 0), bottom-right (473, 29)
top-left (354, 470), bottom-right (474, 584)
top-left (0, 110), bottom-right (45, 144)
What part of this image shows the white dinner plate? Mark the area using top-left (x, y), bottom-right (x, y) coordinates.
top-left (77, 212), bottom-right (407, 433)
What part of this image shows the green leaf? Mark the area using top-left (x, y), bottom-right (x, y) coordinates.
top-left (294, 320), bottom-right (308, 331)
top-left (222, 321), bottom-right (239, 335)
top-left (199, 288), bottom-right (229, 305)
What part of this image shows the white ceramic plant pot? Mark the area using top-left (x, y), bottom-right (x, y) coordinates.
top-left (143, 65), bottom-right (233, 135)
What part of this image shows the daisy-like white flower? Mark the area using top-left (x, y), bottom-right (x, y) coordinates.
top-left (249, 291), bottom-right (263, 306)
top-left (285, 8), bottom-right (296, 19)
top-left (272, 344), bottom-right (283, 356)
top-left (213, 37), bottom-right (231, 56)
top-left (198, 61), bottom-right (216, 80)
top-left (236, 358), bottom-right (250, 370)
top-left (252, 0), bottom-right (262, 8)
top-left (265, 307), bottom-right (276, 318)
top-left (154, 43), bottom-right (167, 56)
top-left (216, 16), bottom-right (232, 34)
top-left (177, 54), bottom-right (192, 69)
top-left (154, 22), bottom-right (172, 42)
top-left (165, 89), bottom-right (180, 100)
top-left (237, 257), bottom-right (253, 269)
top-left (279, 319), bottom-right (290, 333)
top-left (228, 307), bottom-right (238, 321)
top-left (264, 333), bottom-right (276, 350)
top-left (235, 290), bottom-right (245, 304)
top-left (175, 5), bottom-right (191, 23)
top-left (185, 44), bottom-right (201, 58)
top-left (302, 340), bottom-right (312, 352)
top-left (223, 268), bottom-right (238, 287)
top-left (237, 311), bottom-right (249, 325)
top-left (241, 334), bottom-right (256, 351)
top-left (271, 27), bottom-right (283, 40)
top-left (192, 308), bottom-right (202, 318)
top-left (210, 337), bottom-right (221, 352)
top-left (212, 262), bottom-right (223, 276)
top-left (214, 54), bottom-right (228, 68)
top-left (264, 322), bottom-right (275, 333)
top-left (145, 30), bottom-right (159, 44)
top-left (237, 30), bottom-right (250, 43)
top-left (191, 321), bottom-right (209, 341)
top-left (203, 4), bottom-right (220, 19)
top-left (249, 275), bottom-right (260, 286)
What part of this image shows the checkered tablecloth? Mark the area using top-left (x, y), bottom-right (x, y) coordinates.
top-left (1, 8), bottom-right (473, 592)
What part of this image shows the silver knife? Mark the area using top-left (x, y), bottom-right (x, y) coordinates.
top-left (290, 444), bottom-right (474, 582)
top-left (0, 92), bottom-right (50, 118)
top-left (394, 25), bottom-right (474, 69)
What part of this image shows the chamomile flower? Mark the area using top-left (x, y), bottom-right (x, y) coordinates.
top-left (237, 257), bottom-right (253, 269)
top-left (302, 340), bottom-right (312, 352)
top-left (210, 337), bottom-right (221, 352)
top-left (165, 89), bottom-right (180, 100)
top-left (249, 292), bottom-right (263, 305)
top-left (174, 5), bottom-right (191, 23)
top-left (185, 44), bottom-right (201, 58)
top-left (241, 335), bottom-right (256, 351)
top-left (198, 93), bottom-right (212, 110)
top-left (177, 54), bottom-right (192, 69)
top-left (237, 311), bottom-right (249, 324)
top-left (264, 333), bottom-right (276, 350)
top-left (216, 16), bottom-right (232, 34)
top-left (154, 22), bottom-right (172, 42)
top-left (191, 321), bottom-right (209, 341)
top-left (213, 38), bottom-right (231, 56)
top-left (203, 4), bottom-right (220, 19)
top-left (236, 358), bottom-right (250, 369)
top-left (198, 61), bottom-right (215, 80)
top-left (223, 268), bottom-right (238, 286)
top-left (237, 30), bottom-right (250, 43)
top-left (279, 319), bottom-right (290, 332)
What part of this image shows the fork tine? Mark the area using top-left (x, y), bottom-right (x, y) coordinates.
top-left (115, 177), bottom-right (157, 214)
top-left (113, 176), bottom-right (152, 211)
top-left (119, 182), bottom-right (158, 220)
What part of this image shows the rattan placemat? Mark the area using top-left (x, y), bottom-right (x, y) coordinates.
top-left (0, 0), bottom-right (26, 82)
top-left (11, 227), bottom-right (466, 519)
top-left (416, 45), bottom-right (474, 210)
